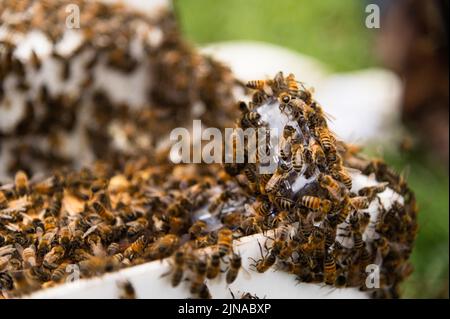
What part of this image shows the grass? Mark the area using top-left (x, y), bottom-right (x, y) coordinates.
top-left (174, 0), bottom-right (377, 72)
top-left (175, 0), bottom-right (449, 298)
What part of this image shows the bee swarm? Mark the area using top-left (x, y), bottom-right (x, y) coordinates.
top-left (0, 1), bottom-right (417, 299)
top-left (0, 0), bottom-right (237, 178)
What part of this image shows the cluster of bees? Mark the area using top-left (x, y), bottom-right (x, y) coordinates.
top-left (0, 0), bottom-right (417, 299)
top-left (223, 72), bottom-right (418, 298)
top-left (0, 73), bottom-right (418, 299)
top-left (0, 161), bottom-right (256, 298)
top-left (0, 0), bottom-right (237, 177)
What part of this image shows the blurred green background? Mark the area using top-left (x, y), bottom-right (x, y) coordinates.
top-left (174, 0), bottom-right (449, 298)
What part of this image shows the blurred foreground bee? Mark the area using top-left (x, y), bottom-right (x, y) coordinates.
top-left (118, 280), bottom-right (136, 299)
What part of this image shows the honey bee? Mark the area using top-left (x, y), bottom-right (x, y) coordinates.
top-left (373, 237), bottom-right (390, 259)
top-left (279, 135), bottom-right (292, 161)
top-left (226, 253), bottom-right (242, 284)
top-left (217, 228), bottom-right (233, 257)
top-left (279, 236), bottom-right (300, 260)
top-left (286, 73), bottom-right (299, 95)
top-left (33, 177), bottom-right (57, 195)
top-left (0, 272), bottom-right (13, 291)
top-left (299, 196), bottom-right (331, 214)
top-left (315, 127), bottom-right (335, 152)
top-left (112, 253), bottom-right (126, 265)
top-left (147, 234), bottom-right (179, 260)
top-left (344, 214), bottom-right (365, 251)
top-left (250, 240), bottom-right (277, 273)
top-left (358, 183), bottom-right (388, 201)
top-left (127, 217), bottom-right (149, 238)
top-left (14, 170), bottom-right (29, 196)
top-left (350, 196), bottom-right (370, 210)
top-left (190, 258), bottom-right (207, 294)
top-left (241, 111), bottom-right (261, 128)
top-left (37, 230), bottom-right (57, 258)
top-left (274, 195), bottom-right (295, 211)
top-left (198, 282), bottom-right (212, 299)
top-left (58, 226), bottom-right (71, 250)
top-left (258, 174), bottom-right (273, 194)
top-left (240, 214), bottom-right (264, 235)
top-left (331, 166), bottom-right (352, 190)
top-left (256, 200), bottom-right (272, 216)
top-left (51, 262), bottom-right (69, 282)
top-left (323, 253), bottom-right (337, 285)
top-left (22, 245), bottom-right (37, 267)
top-left (265, 168), bottom-right (285, 194)
top-left (252, 90), bottom-right (270, 105)
top-left (318, 173), bottom-right (343, 200)
top-left (124, 235), bottom-right (148, 260)
top-left (188, 220), bottom-right (207, 239)
top-left (43, 246), bottom-right (65, 269)
top-left (279, 92), bottom-right (292, 104)
top-left (206, 251), bottom-right (221, 279)
top-left (107, 243), bottom-right (121, 256)
top-left (292, 144), bottom-right (305, 173)
top-left (91, 201), bottom-right (115, 224)
top-left (10, 270), bottom-right (39, 296)
top-left (90, 179), bottom-right (108, 194)
top-left (310, 139), bottom-right (326, 170)
top-left (163, 250), bottom-right (186, 287)
top-left (45, 193), bottom-right (63, 217)
top-left (118, 280), bottom-right (136, 299)
top-left (246, 80), bottom-right (273, 95)
top-left (336, 195), bottom-right (354, 224)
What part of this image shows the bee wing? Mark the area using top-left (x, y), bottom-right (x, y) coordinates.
top-left (319, 111), bottom-right (336, 124)
top-left (82, 224), bottom-right (99, 239)
top-left (0, 183), bottom-right (14, 191)
top-left (0, 244), bottom-right (15, 257)
top-left (5, 223), bottom-right (20, 232)
top-left (0, 213), bottom-right (12, 220)
top-left (20, 212), bottom-right (33, 222)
